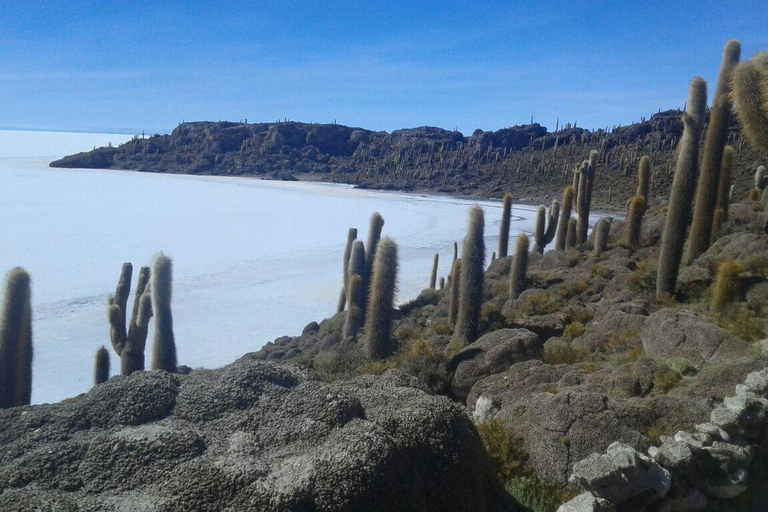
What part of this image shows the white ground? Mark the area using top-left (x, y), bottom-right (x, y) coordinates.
top-left (1, 129), bottom-right (548, 404)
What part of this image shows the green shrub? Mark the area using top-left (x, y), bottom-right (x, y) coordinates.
top-left (654, 370), bottom-right (682, 393)
top-left (505, 477), bottom-right (580, 512)
top-left (430, 318), bottom-right (453, 335)
top-left (602, 328), bottom-right (644, 366)
top-left (543, 341), bottom-right (588, 365)
top-left (515, 291), bottom-right (563, 317)
top-left (562, 321), bottom-right (585, 341)
top-left (476, 419), bottom-right (527, 480)
top-left (712, 304), bottom-right (766, 342)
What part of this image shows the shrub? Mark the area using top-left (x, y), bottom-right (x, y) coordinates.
top-left (481, 301), bottom-right (508, 331)
top-left (539, 384), bottom-right (559, 394)
top-left (712, 304), bottom-right (766, 342)
top-left (645, 422), bottom-right (671, 447)
top-left (591, 264), bottom-right (614, 279)
top-left (602, 328), bottom-right (645, 366)
top-left (505, 477), bottom-right (580, 512)
top-left (562, 321), bottom-right (585, 341)
top-left (543, 341), bottom-right (588, 365)
top-left (476, 419), bottom-right (527, 480)
top-left (313, 350), bottom-right (365, 382)
top-left (567, 310), bottom-right (594, 325)
top-left (555, 279), bottom-right (589, 300)
top-left (516, 291), bottom-right (563, 317)
top-left (430, 318), bottom-right (453, 335)
top-left (654, 370), bottom-right (682, 393)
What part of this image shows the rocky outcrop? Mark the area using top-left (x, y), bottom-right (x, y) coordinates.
top-left (557, 367), bottom-right (768, 512)
top-left (0, 359), bottom-right (516, 512)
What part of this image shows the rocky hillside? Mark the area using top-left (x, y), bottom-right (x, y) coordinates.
top-left (49, 112), bottom-right (765, 210)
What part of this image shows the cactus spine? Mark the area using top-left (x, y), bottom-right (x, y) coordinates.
top-left (732, 51), bottom-right (768, 156)
top-left (637, 156), bottom-right (650, 202)
top-left (498, 193), bottom-right (513, 258)
top-left (364, 238), bottom-right (398, 360)
top-left (429, 253), bottom-right (439, 289)
top-left (449, 259), bottom-right (461, 326)
top-left (94, 346), bottom-right (110, 386)
top-left (593, 217), bottom-right (612, 256)
top-left (151, 253), bottom-right (176, 372)
top-left (452, 206), bottom-right (485, 348)
top-left (565, 218), bottom-right (577, 249)
top-left (509, 234), bottom-right (529, 300)
top-left (0, 268), bottom-right (32, 408)
top-left (337, 228), bottom-right (358, 312)
top-left (687, 40), bottom-right (740, 261)
top-left (657, 77), bottom-right (707, 297)
top-left (109, 264), bottom-right (152, 376)
top-left (626, 196), bottom-right (646, 250)
top-left (555, 187), bottom-right (575, 251)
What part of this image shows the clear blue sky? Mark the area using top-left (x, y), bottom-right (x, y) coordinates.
top-left (1, 1), bottom-right (766, 135)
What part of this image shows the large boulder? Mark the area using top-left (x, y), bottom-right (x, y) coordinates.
top-left (450, 328), bottom-right (541, 400)
top-left (0, 359), bottom-right (516, 512)
top-left (641, 309), bottom-right (752, 366)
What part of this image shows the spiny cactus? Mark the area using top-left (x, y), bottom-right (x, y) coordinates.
top-left (712, 208), bottom-right (726, 234)
top-left (565, 218), bottom-right (577, 249)
top-left (452, 206), bottom-right (485, 349)
top-left (715, 145), bottom-right (734, 223)
top-left (429, 253), bottom-right (439, 289)
top-left (755, 165), bottom-right (767, 191)
top-left (593, 217), bottom-right (612, 256)
top-left (439, 277), bottom-right (445, 290)
top-left (711, 259), bottom-right (743, 311)
top-left (348, 240), bottom-right (366, 280)
top-left (364, 238), bottom-right (398, 360)
top-left (453, 241), bottom-right (458, 262)
top-left (555, 187), bottom-right (575, 251)
top-left (337, 228), bottom-right (358, 313)
top-left (626, 195), bottom-right (646, 250)
top-left (365, 212), bottom-right (385, 280)
top-left (687, 40), bottom-right (741, 262)
top-left (572, 166), bottom-right (580, 207)
top-left (637, 156), bottom-right (651, 202)
top-left (657, 77), bottom-right (707, 297)
top-left (108, 264), bottom-right (152, 376)
top-left (343, 274), bottom-right (364, 339)
top-left (732, 51), bottom-right (768, 156)
top-left (509, 234), bottom-right (529, 300)
top-left (151, 253), bottom-right (176, 372)
top-left (94, 346), bottom-right (110, 386)
top-left (498, 193), bottom-right (513, 258)
top-left (533, 206), bottom-right (547, 254)
top-left (449, 258), bottom-right (461, 326)
top-left (576, 153), bottom-right (598, 244)
top-left (0, 268), bottom-right (33, 408)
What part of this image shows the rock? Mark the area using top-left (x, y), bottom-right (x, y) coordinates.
top-left (743, 368), bottom-right (768, 396)
top-left (473, 395), bottom-right (496, 424)
top-left (450, 328), bottom-right (541, 400)
top-left (0, 360), bottom-right (515, 512)
top-left (571, 308), bottom-right (647, 353)
top-left (641, 309), bottom-right (751, 366)
top-left (699, 233), bottom-right (768, 268)
top-left (569, 441), bottom-right (671, 505)
top-left (556, 492), bottom-right (616, 512)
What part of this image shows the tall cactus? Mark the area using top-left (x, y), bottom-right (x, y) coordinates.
top-left (565, 218), bottom-right (577, 249)
top-left (498, 193), bottom-right (513, 258)
top-left (593, 217), bottom-right (612, 256)
top-left (687, 40), bottom-right (741, 261)
top-left (151, 253), bottom-right (176, 372)
top-left (365, 212), bottom-right (385, 280)
top-left (94, 346), bottom-right (110, 386)
top-left (715, 145), bottom-right (734, 223)
top-left (555, 187), bottom-right (575, 251)
top-left (626, 195), bottom-right (646, 250)
top-left (449, 258), bottom-right (461, 326)
top-left (637, 156), bottom-right (650, 202)
top-left (343, 274), bottom-right (364, 339)
top-left (657, 77), bottom-right (707, 297)
top-left (364, 238), bottom-right (398, 360)
top-left (108, 263), bottom-right (152, 376)
top-left (0, 268), bottom-right (32, 408)
top-left (509, 234), bottom-right (529, 300)
top-left (337, 228), bottom-right (358, 312)
top-left (429, 253), bottom-right (439, 289)
top-left (732, 51), bottom-right (768, 156)
top-left (452, 206), bottom-right (485, 348)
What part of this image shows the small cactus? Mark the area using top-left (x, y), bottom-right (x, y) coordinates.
top-left (626, 195), bottom-right (646, 250)
top-left (755, 165), bottom-right (767, 191)
top-left (452, 206), bottom-right (485, 348)
top-left (593, 217), bottom-right (612, 256)
top-left (364, 238), bottom-right (398, 360)
top-left (429, 253), bottom-right (439, 289)
top-left (151, 253), bottom-right (176, 373)
top-left (0, 268), bottom-right (33, 408)
top-left (498, 193), bottom-right (513, 258)
top-left (449, 259), bottom-right (461, 326)
top-left (554, 187), bottom-right (575, 251)
top-left (509, 234), bottom-right (529, 300)
top-left (711, 259), bottom-right (743, 311)
top-left (657, 77), bottom-right (707, 297)
top-left (565, 218), bottom-right (577, 249)
top-left (94, 346), bottom-right (110, 386)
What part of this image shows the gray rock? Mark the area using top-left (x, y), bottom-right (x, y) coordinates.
top-left (743, 368), bottom-right (768, 396)
top-left (556, 492), bottom-right (616, 512)
top-left (641, 309), bottom-right (751, 366)
top-left (0, 359), bottom-right (515, 512)
top-left (450, 328), bottom-right (541, 400)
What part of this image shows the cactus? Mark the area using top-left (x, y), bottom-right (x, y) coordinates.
top-left (509, 234), bottom-right (529, 300)
top-left (712, 208), bottom-right (725, 234)
top-left (365, 212), bottom-right (385, 280)
top-left (151, 253), bottom-right (177, 372)
top-left (711, 259), bottom-right (743, 311)
top-left (687, 40), bottom-right (741, 262)
top-left (755, 165), bottom-right (767, 191)
top-left (364, 238), bottom-right (398, 360)
top-left (732, 51), bottom-right (768, 156)
top-left (574, 152), bottom-right (598, 244)
top-left (715, 145), bottom-right (734, 222)
top-left (108, 264), bottom-right (152, 376)
top-left (429, 253), bottom-right (439, 289)
top-left (343, 274), bottom-right (364, 339)
top-left (452, 206), bottom-right (485, 348)
top-left (498, 193), bottom-right (513, 258)
top-left (453, 241), bottom-right (458, 262)
top-left (337, 228), bottom-right (358, 312)
top-left (449, 259), bottom-right (461, 326)
top-left (593, 217), bottom-right (612, 256)
top-left (637, 156), bottom-right (651, 201)
top-left (533, 201), bottom-right (560, 254)
top-left (565, 218), bottom-right (577, 249)
top-left (572, 166), bottom-right (580, 207)
top-left (439, 277), bottom-right (445, 290)
top-left (657, 77), bottom-right (707, 297)
top-left (0, 268), bottom-right (33, 408)
top-left (626, 195), bottom-right (646, 250)
top-left (554, 187), bottom-right (575, 251)
top-left (749, 188), bottom-right (760, 201)
top-left (533, 206), bottom-right (547, 254)
top-left (94, 346), bottom-right (110, 386)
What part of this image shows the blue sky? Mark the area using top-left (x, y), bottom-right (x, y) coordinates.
top-left (1, 1), bottom-right (766, 135)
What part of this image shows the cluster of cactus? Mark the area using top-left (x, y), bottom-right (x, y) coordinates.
top-left (108, 263), bottom-right (153, 376)
top-left (452, 206), bottom-right (485, 349)
top-left (0, 268), bottom-right (33, 408)
top-left (533, 201), bottom-right (559, 253)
